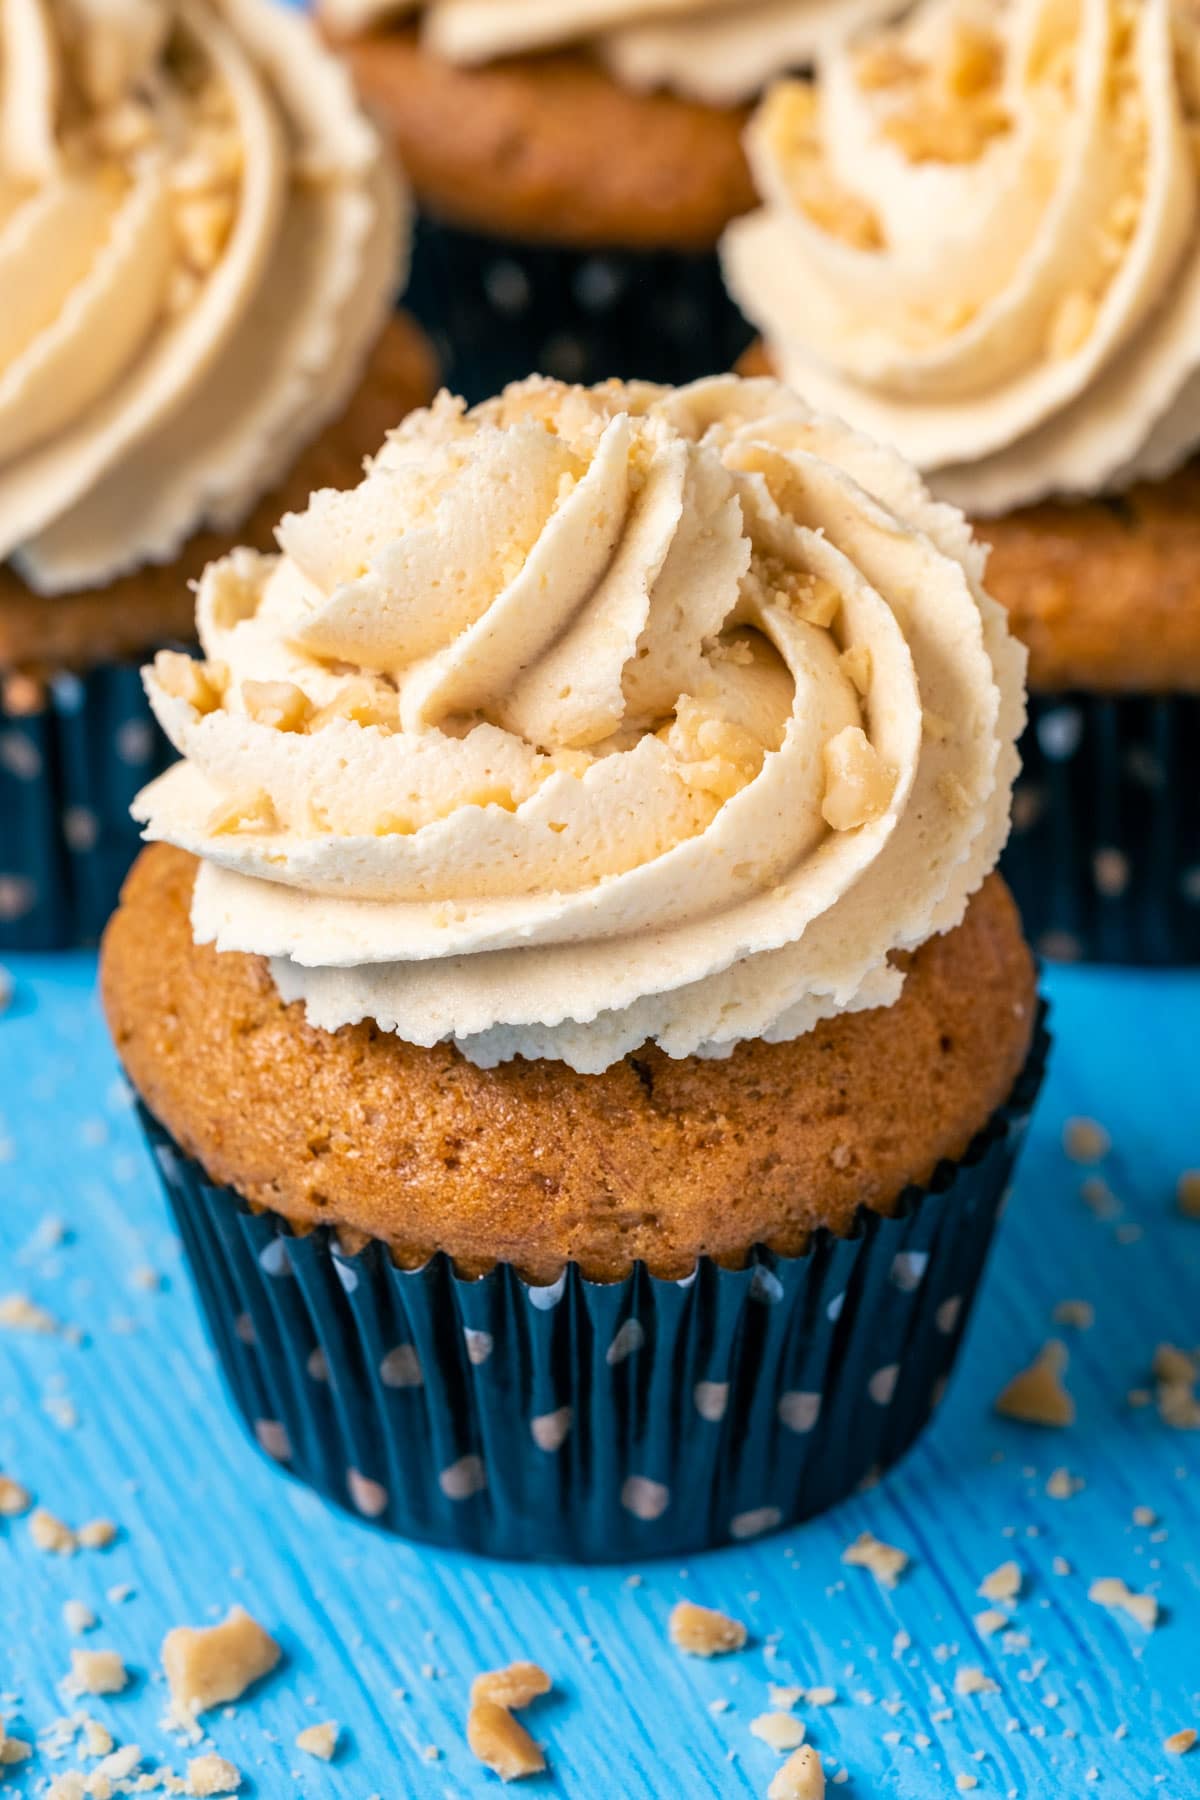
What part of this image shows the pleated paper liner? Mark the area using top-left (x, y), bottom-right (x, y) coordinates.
top-left (0, 663), bottom-right (175, 952)
top-left (405, 214), bottom-right (754, 406)
top-left (136, 1008), bottom-right (1047, 1563)
top-left (1002, 692), bottom-right (1200, 965)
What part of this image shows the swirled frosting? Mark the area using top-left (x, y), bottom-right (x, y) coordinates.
top-left (133, 373), bottom-right (1024, 1073)
top-left (323, 0), bottom-right (903, 106)
top-left (723, 0), bottom-right (1200, 513)
top-left (0, 0), bottom-right (405, 594)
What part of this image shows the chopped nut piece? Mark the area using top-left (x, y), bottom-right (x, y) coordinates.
top-left (974, 1609), bottom-right (1009, 1636)
top-left (1088, 1577), bottom-right (1158, 1630)
top-left (1132, 1506), bottom-right (1157, 1527)
top-left (162, 1606), bottom-right (281, 1721)
top-left (153, 652), bottom-right (225, 715)
top-left (30, 1507), bottom-right (77, 1553)
top-left (205, 790), bottom-right (279, 837)
top-left (241, 681), bottom-right (313, 734)
top-left (769, 1685), bottom-right (805, 1711)
top-left (668, 1601), bottom-right (748, 1657)
top-left (954, 1666), bottom-right (999, 1697)
top-left (839, 644), bottom-right (872, 694)
top-left (955, 1777), bottom-right (979, 1793)
top-left (1177, 1171), bottom-right (1200, 1218)
top-left (0, 1474), bottom-right (31, 1516)
top-left (64, 1649), bottom-right (128, 1696)
top-left (471, 1664), bottom-right (552, 1709)
top-left (187, 1753), bottom-right (242, 1795)
top-left (821, 726), bottom-right (896, 831)
top-left (77, 1519), bottom-right (117, 1550)
top-left (768, 1744), bottom-right (825, 1799)
top-left (466, 1699), bottom-right (545, 1781)
top-left (81, 1720), bottom-right (113, 1757)
top-left (806, 1687), bottom-right (837, 1707)
top-left (842, 1531), bottom-right (909, 1588)
top-left (0, 1730), bottom-right (32, 1767)
top-left (994, 1340), bottom-right (1075, 1426)
top-left (64, 1599), bottom-right (97, 1634)
top-left (1165, 1729), bottom-right (1197, 1755)
top-left (751, 1713), bottom-right (806, 1752)
top-left (309, 680), bottom-right (400, 733)
top-left (295, 1722), bottom-right (339, 1762)
top-left (978, 1560), bottom-right (1022, 1603)
top-left (1046, 1467), bottom-right (1083, 1499)
top-left (1052, 1299), bottom-right (1094, 1329)
top-left (1064, 1117), bottom-right (1110, 1164)
top-left (1152, 1344), bottom-right (1200, 1429)
top-left (173, 192), bottom-right (236, 272)
top-left (0, 1292), bottom-right (57, 1332)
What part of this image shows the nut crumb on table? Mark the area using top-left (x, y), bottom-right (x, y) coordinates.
top-left (1088, 1576), bottom-right (1159, 1630)
top-left (295, 1721), bottom-right (340, 1761)
top-left (1165, 1728), bottom-right (1198, 1755)
top-left (750, 1713), bottom-right (806, 1752)
top-left (0, 1474), bottom-right (31, 1516)
top-left (0, 1292), bottom-right (58, 1333)
top-left (767, 1744), bottom-right (825, 1799)
top-left (1063, 1117), bottom-right (1110, 1164)
top-left (470, 1664), bottom-right (552, 1708)
top-left (994, 1340), bottom-right (1075, 1426)
top-left (63, 1649), bottom-right (128, 1696)
top-left (842, 1531), bottom-right (909, 1587)
top-left (466, 1698), bottom-right (545, 1782)
top-left (162, 1607), bottom-right (280, 1723)
top-left (669, 1601), bottom-right (748, 1657)
top-left (187, 1753), bottom-right (242, 1794)
top-left (977, 1560), bottom-right (1022, 1602)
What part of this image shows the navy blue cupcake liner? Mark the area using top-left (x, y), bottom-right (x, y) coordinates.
top-left (0, 662), bottom-right (175, 952)
top-left (136, 1008), bottom-right (1047, 1562)
top-left (405, 213), bottom-right (754, 405)
top-left (1001, 692), bottom-right (1200, 965)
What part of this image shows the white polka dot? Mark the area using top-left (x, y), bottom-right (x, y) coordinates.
top-left (778, 1391), bottom-right (822, 1434)
top-left (889, 1251), bottom-right (929, 1293)
top-left (0, 876), bottom-right (36, 922)
top-left (463, 1328), bottom-right (493, 1365)
top-left (234, 1312), bottom-right (256, 1347)
top-left (0, 732), bottom-right (41, 781)
top-left (380, 1344), bottom-right (423, 1389)
top-left (153, 1143), bottom-right (180, 1182)
top-left (675, 1267), bottom-right (699, 1289)
top-left (693, 1381), bottom-right (729, 1423)
top-left (115, 718), bottom-right (156, 766)
top-left (1036, 705), bottom-right (1083, 761)
top-left (574, 258), bottom-right (624, 311)
top-left (1181, 866), bottom-right (1200, 905)
top-left (530, 1406), bottom-right (573, 1452)
top-left (826, 1291), bottom-right (845, 1323)
top-left (730, 1506), bottom-right (782, 1540)
top-left (347, 1468), bottom-right (389, 1517)
top-left (620, 1475), bottom-right (669, 1522)
top-left (254, 1419), bottom-right (291, 1462)
top-left (1093, 847), bottom-right (1130, 897)
top-left (50, 673), bottom-right (83, 713)
top-left (483, 260), bottom-right (531, 315)
top-left (527, 1271), bottom-right (566, 1311)
top-left (62, 805), bottom-right (99, 853)
top-left (606, 1319), bottom-right (644, 1366)
top-left (749, 1266), bottom-right (784, 1306)
top-left (258, 1238), bottom-right (292, 1278)
top-left (439, 1454), bottom-right (487, 1501)
top-left (306, 1347), bottom-right (329, 1382)
top-left (868, 1364), bottom-right (899, 1406)
top-left (333, 1258), bottom-right (359, 1293)
top-left (936, 1296), bottom-right (963, 1334)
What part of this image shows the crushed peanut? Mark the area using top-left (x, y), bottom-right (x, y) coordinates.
top-left (0, 1292), bottom-right (57, 1333)
top-left (805, 1687), bottom-right (837, 1707)
top-left (668, 1601), bottom-right (748, 1657)
top-left (1088, 1576), bottom-right (1158, 1631)
top-left (842, 1531), bottom-right (909, 1588)
top-left (162, 1607), bottom-right (281, 1721)
top-left (466, 1699), bottom-right (544, 1782)
top-left (187, 1753), bottom-right (242, 1795)
top-left (295, 1722), bottom-right (339, 1762)
top-left (1153, 1344), bottom-right (1200, 1429)
top-left (761, 82), bottom-right (883, 250)
top-left (1046, 1467), bottom-right (1084, 1499)
top-left (1052, 1299), bottom-right (1094, 1330)
top-left (767, 1744), bottom-right (825, 1799)
top-left (974, 1609), bottom-right (1009, 1636)
top-left (994, 1340), bottom-right (1075, 1426)
top-left (64, 1599), bottom-right (97, 1634)
top-left (1177, 1171), bottom-right (1200, 1218)
top-left (205, 790), bottom-right (279, 837)
top-left (1132, 1505), bottom-right (1157, 1527)
top-left (751, 1714), bottom-right (806, 1752)
top-left (838, 644), bottom-right (872, 695)
top-left (78, 1519), bottom-right (117, 1550)
top-left (0, 1474), bottom-right (31, 1516)
top-left (978, 1560), bottom-right (1022, 1603)
top-left (64, 1649), bottom-right (128, 1696)
top-left (769, 1685), bottom-right (805, 1711)
top-left (1063, 1117), bottom-right (1110, 1164)
top-left (241, 681), bottom-right (313, 734)
top-left (1165, 1729), bottom-right (1198, 1755)
top-left (821, 726), bottom-right (896, 831)
top-left (153, 652), bottom-right (226, 716)
top-left (30, 1508), bottom-right (78, 1553)
top-left (954, 1666), bottom-right (999, 1697)
top-left (471, 1665), bottom-right (552, 1709)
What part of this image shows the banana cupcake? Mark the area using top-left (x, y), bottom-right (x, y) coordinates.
top-left (723, 0), bottom-right (1200, 961)
top-left (321, 0), bottom-right (899, 399)
top-left (102, 371), bottom-right (1045, 1559)
top-left (0, 0), bottom-right (434, 949)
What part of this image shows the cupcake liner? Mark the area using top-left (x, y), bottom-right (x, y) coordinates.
top-left (136, 1008), bottom-right (1047, 1562)
top-left (406, 213), bottom-right (754, 404)
top-left (0, 663), bottom-right (173, 951)
top-left (1002, 692), bottom-right (1200, 965)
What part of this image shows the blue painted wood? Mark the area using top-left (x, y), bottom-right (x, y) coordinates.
top-left (1, 956), bottom-right (1198, 1799)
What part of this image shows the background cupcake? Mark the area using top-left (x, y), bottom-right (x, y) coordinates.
top-left (0, 0), bottom-right (433, 949)
top-left (723, 0), bottom-right (1200, 962)
top-left (103, 372), bottom-right (1045, 1559)
top-left (321, 0), bottom-right (898, 398)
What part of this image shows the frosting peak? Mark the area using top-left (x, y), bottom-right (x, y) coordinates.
top-left (134, 374), bottom-right (1025, 1073)
top-left (0, 0), bottom-right (406, 592)
top-left (723, 0), bottom-right (1200, 512)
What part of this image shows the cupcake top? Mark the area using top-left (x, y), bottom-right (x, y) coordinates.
top-left (0, 0), bottom-right (405, 595)
top-left (324, 0), bottom-right (901, 106)
top-left (722, 0), bottom-right (1200, 513)
top-left (132, 373), bottom-right (1024, 1074)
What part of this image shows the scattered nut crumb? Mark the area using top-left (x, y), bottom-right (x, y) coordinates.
top-left (162, 1607), bottom-right (280, 1721)
top-left (471, 1664), bottom-right (552, 1709)
top-left (805, 1686), bottom-right (837, 1707)
top-left (63, 1599), bottom-right (97, 1635)
top-left (1175, 1172), bottom-right (1200, 1219)
top-left (295, 1722), bottom-right (339, 1762)
top-left (954, 1666), bottom-right (1000, 1697)
top-left (31, 1508), bottom-right (78, 1554)
top-left (842, 1531), bottom-right (909, 1588)
top-left (1046, 1467), bottom-right (1084, 1499)
top-left (77, 1519), bottom-right (117, 1550)
top-left (1088, 1577), bottom-right (1158, 1630)
top-left (1152, 1344), bottom-right (1200, 1429)
top-left (669, 1601), bottom-right (748, 1657)
top-left (1165, 1729), bottom-right (1197, 1755)
top-left (1132, 1506), bottom-right (1157, 1527)
top-left (956, 1776), bottom-right (979, 1792)
top-left (1052, 1300), bottom-right (1094, 1330)
top-left (995, 1341), bottom-right (1075, 1426)
top-left (187, 1752), bottom-right (242, 1795)
top-left (64, 1649), bottom-right (128, 1696)
top-left (769, 1685), bottom-right (805, 1710)
top-left (0, 1292), bottom-right (58, 1333)
top-left (768, 1745), bottom-right (825, 1799)
top-left (466, 1699), bottom-right (544, 1782)
top-left (978, 1561), bottom-right (1022, 1603)
top-left (751, 1713), bottom-right (806, 1752)
top-left (974, 1610), bottom-right (1009, 1636)
top-left (0, 1474), bottom-right (31, 1517)
top-left (1064, 1117), bottom-right (1110, 1164)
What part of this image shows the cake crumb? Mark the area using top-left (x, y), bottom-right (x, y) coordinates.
top-left (162, 1607), bottom-right (280, 1721)
top-left (751, 1714), bottom-right (806, 1752)
top-left (64, 1600), bottom-right (97, 1635)
top-left (77, 1519), bottom-right (117, 1551)
top-left (471, 1664), bottom-right (552, 1709)
top-left (0, 1292), bottom-right (58, 1333)
top-left (995, 1341), bottom-right (1074, 1426)
top-left (1052, 1300), bottom-right (1094, 1330)
top-left (956, 1776), bottom-right (978, 1792)
top-left (1175, 1172), bottom-right (1200, 1218)
top-left (978, 1561), bottom-right (1021, 1603)
top-left (466, 1699), bottom-right (544, 1781)
top-left (842, 1531), bottom-right (908, 1588)
top-left (954, 1666), bottom-right (999, 1697)
top-left (1165, 1729), bottom-right (1197, 1755)
top-left (768, 1745), bottom-right (825, 1799)
top-left (669, 1601), bottom-right (748, 1657)
top-left (1088, 1577), bottom-right (1158, 1630)
top-left (769, 1685), bottom-right (805, 1711)
top-left (64, 1650), bottom-right (128, 1696)
top-left (187, 1753), bottom-right (242, 1794)
top-left (295, 1722), bottom-right (339, 1762)
top-left (1064, 1117), bottom-right (1109, 1163)
top-left (0, 1475), bottom-right (31, 1517)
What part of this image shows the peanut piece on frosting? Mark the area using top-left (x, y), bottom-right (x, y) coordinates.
top-left (821, 727), bottom-right (896, 831)
top-left (173, 191), bottom-right (237, 274)
top-left (309, 681), bottom-right (400, 733)
top-left (668, 1601), bottom-right (748, 1657)
top-left (466, 1699), bottom-right (545, 1782)
top-left (206, 791), bottom-right (279, 837)
top-left (241, 681), bottom-right (313, 733)
top-left (470, 1664), bottom-right (552, 1709)
top-left (154, 652), bottom-right (225, 716)
top-left (162, 1606), bottom-right (281, 1721)
top-left (839, 644), bottom-right (872, 695)
top-left (768, 1745), bottom-right (826, 1799)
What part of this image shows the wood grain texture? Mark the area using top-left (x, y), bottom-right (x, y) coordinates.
top-left (1, 956), bottom-right (1199, 1799)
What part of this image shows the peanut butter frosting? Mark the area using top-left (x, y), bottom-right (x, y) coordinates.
top-left (722, 0), bottom-right (1200, 513)
top-left (0, 0), bottom-right (405, 595)
top-left (131, 374), bottom-right (1024, 1073)
top-left (324, 0), bottom-right (902, 105)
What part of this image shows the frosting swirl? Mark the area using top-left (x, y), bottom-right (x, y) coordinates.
top-left (133, 373), bottom-right (1024, 1073)
top-left (0, 0), bottom-right (405, 593)
top-left (722, 0), bottom-right (1200, 512)
top-left (323, 0), bottom-right (902, 106)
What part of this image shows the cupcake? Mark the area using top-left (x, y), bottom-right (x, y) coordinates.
top-left (321, 0), bottom-right (898, 399)
top-left (102, 372), bottom-right (1045, 1560)
top-left (0, 0), bottom-right (434, 949)
top-left (722, 0), bottom-right (1200, 962)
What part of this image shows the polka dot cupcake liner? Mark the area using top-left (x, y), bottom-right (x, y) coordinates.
top-left (135, 1009), bottom-right (1047, 1562)
top-left (0, 663), bottom-right (174, 951)
top-left (404, 215), bottom-right (755, 405)
top-left (1001, 693), bottom-right (1200, 964)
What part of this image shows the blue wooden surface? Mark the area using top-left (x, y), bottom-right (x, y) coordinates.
top-left (0, 954), bottom-right (1198, 1799)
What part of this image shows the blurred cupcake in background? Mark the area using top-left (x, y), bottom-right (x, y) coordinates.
top-left (103, 371), bottom-right (1045, 1560)
top-left (321, 0), bottom-right (901, 398)
top-left (723, 0), bottom-right (1200, 963)
top-left (0, 0), bottom-right (433, 949)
